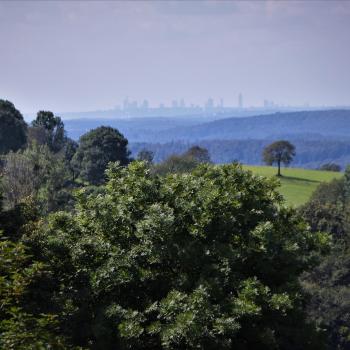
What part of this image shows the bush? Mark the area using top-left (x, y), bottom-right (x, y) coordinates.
top-left (318, 163), bottom-right (341, 172)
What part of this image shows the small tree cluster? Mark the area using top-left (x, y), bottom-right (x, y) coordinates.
top-left (152, 146), bottom-right (211, 176)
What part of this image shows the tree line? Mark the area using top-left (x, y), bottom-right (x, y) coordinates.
top-left (130, 138), bottom-right (350, 170)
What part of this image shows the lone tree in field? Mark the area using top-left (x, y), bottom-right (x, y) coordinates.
top-left (263, 140), bottom-right (296, 176)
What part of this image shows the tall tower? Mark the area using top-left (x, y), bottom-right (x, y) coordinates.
top-left (238, 93), bottom-right (243, 109)
top-left (205, 98), bottom-right (214, 110)
top-left (123, 97), bottom-right (129, 110)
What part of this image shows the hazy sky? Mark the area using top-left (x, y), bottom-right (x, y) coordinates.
top-left (1, 1), bottom-right (350, 113)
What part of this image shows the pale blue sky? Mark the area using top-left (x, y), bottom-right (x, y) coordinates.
top-left (1, 1), bottom-right (349, 113)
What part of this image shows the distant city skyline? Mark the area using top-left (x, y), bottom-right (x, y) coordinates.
top-left (114, 94), bottom-right (339, 112)
top-left (23, 92), bottom-right (350, 119)
top-left (39, 94), bottom-right (348, 121)
top-left (1, 1), bottom-right (350, 114)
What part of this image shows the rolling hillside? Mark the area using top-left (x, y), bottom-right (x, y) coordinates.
top-left (154, 109), bottom-right (350, 142)
top-left (242, 165), bottom-right (343, 206)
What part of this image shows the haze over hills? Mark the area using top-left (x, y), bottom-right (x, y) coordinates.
top-left (62, 109), bottom-right (350, 143)
top-left (26, 106), bottom-right (324, 140)
top-left (60, 109), bottom-right (350, 169)
top-left (145, 109), bottom-right (350, 142)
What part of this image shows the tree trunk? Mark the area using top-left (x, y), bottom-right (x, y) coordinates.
top-left (277, 160), bottom-right (281, 176)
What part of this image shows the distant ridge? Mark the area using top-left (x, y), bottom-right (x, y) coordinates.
top-left (152, 109), bottom-right (350, 142)
top-left (63, 109), bottom-right (350, 142)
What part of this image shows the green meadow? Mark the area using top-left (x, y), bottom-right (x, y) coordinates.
top-left (243, 165), bottom-right (343, 207)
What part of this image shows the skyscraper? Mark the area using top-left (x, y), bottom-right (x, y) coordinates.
top-left (205, 98), bottom-right (214, 110)
top-left (123, 97), bottom-right (129, 110)
top-left (238, 93), bottom-right (243, 108)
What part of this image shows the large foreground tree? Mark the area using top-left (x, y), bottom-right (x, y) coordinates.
top-left (263, 141), bottom-right (296, 176)
top-left (0, 100), bottom-right (27, 154)
top-left (28, 162), bottom-right (326, 349)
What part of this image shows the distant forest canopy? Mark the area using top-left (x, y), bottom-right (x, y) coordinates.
top-left (61, 109), bottom-right (350, 169)
top-left (130, 139), bottom-right (350, 169)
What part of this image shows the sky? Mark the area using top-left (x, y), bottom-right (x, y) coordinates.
top-left (1, 0), bottom-right (350, 114)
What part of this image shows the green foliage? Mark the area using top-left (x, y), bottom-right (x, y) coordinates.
top-left (31, 111), bottom-right (66, 153)
top-left (263, 141), bottom-right (296, 176)
top-left (0, 234), bottom-right (73, 349)
top-left (301, 174), bottom-right (350, 349)
top-left (0, 199), bottom-right (40, 241)
top-left (319, 163), bottom-right (341, 172)
top-left (27, 162), bottom-right (326, 349)
top-left (184, 146), bottom-right (211, 163)
top-left (152, 153), bottom-right (199, 176)
top-left (72, 126), bottom-right (130, 185)
top-left (301, 179), bottom-right (349, 239)
top-left (344, 165), bottom-right (350, 200)
top-left (137, 149), bottom-right (154, 165)
top-left (1, 143), bottom-right (71, 213)
top-left (152, 146), bottom-right (211, 176)
top-left (302, 244), bottom-right (350, 350)
top-left (0, 100), bottom-right (27, 155)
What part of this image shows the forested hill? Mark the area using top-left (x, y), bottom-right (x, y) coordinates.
top-left (64, 109), bottom-right (350, 143)
top-left (153, 109), bottom-right (350, 142)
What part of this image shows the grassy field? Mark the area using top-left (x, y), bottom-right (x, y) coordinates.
top-left (242, 165), bottom-right (343, 207)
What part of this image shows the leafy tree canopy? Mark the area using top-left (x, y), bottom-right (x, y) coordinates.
top-left (28, 162), bottom-right (327, 349)
top-left (0, 232), bottom-right (75, 349)
top-left (318, 163), bottom-right (341, 172)
top-left (152, 153), bottom-right (199, 176)
top-left (152, 146), bottom-right (211, 176)
top-left (31, 111), bottom-right (66, 153)
top-left (137, 149), bottom-right (154, 165)
top-left (301, 178), bottom-right (348, 239)
top-left (72, 126), bottom-right (130, 185)
top-left (301, 171), bottom-right (350, 349)
top-left (1, 143), bottom-right (71, 213)
top-left (263, 141), bottom-right (296, 176)
top-left (184, 146), bottom-right (211, 163)
top-left (0, 100), bottom-right (27, 155)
